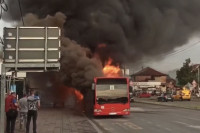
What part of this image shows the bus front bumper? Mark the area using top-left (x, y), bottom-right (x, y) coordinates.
top-left (94, 111), bottom-right (130, 116)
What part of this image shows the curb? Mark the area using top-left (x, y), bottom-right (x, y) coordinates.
top-left (134, 100), bottom-right (200, 111)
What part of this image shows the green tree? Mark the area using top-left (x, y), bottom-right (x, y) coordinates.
top-left (176, 58), bottom-right (196, 86)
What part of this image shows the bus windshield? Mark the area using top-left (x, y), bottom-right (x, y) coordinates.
top-left (96, 78), bottom-right (128, 104)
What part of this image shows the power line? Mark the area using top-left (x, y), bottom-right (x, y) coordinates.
top-left (162, 40), bottom-right (200, 57)
top-left (17, 0), bottom-right (24, 26)
top-left (167, 40), bottom-right (200, 56)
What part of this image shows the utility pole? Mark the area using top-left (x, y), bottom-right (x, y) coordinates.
top-left (198, 65), bottom-right (200, 89)
top-left (124, 64), bottom-right (126, 77)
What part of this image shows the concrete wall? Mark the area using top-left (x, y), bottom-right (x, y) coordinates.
top-left (135, 76), bottom-right (151, 82)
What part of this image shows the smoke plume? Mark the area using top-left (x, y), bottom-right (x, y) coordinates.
top-left (60, 37), bottom-right (103, 88)
top-left (4, 0), bottom-right (200, 64)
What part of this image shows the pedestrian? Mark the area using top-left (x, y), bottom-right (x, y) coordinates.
top-left (5, 91), bottom-right (18, 133)
top-left (26, 89), bottom-right (40, 133)
top-left (18, 94), bottom-right (28, 129)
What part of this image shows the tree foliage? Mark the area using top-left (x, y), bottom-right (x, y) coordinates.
top-left (176, 58), bottom-right (196, 86)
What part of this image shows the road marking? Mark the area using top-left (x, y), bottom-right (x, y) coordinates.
top-left (124, 122), bottom-right (143, 130)
top-left (131, 107), bottom-right (145, 112)
top-left (165, 128), bottom-right (172, 131)
top-left (98, 122), bottom-right (104, 126)
top-left (183, 117), bottom-right (200, 121)
top-left (156, 124), bottom-right (161, 127)
top-left (140, 119), bottom-right (145, 121)
top-left (115, 119), bottom-right (128, 122)
top-left (147, 121), bottom-right (152, 124)
top-left (104, 128), bottom-right (113, 131)
top-left (174, 121), bottom-right (200, 129)
top-left (189, 125), bottom-right (200, 129)
top-left (114, 122), bottom-right (126, 129)
top-left (112, 122), bottom-right (143, 130)
top-left (86, 117), bottom-right (103, 133)
top-left (175, 121), bottom-right (191, 126)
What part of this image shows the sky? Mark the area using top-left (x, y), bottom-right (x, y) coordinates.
top-left (123, 35), bottom-right (200, 76)
top-left (1, 20), bottom-right (200, 75)
top-left (140, 37), bottom-right (200, 73)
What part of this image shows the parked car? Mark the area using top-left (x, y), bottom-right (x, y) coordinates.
top-left (138, 92), bottom-right (151, 98)
top-left (151, 90), bottom-right (162, 96)
top-left (172, 90), bottom-right (182, 101)
top-left (173, 87), bottom-right (191, 101)
top-left (157, 93), bottom-right (173, 102)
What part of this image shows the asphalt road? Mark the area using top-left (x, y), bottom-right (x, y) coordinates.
top-left (92, 103), bottom-right (200, 133)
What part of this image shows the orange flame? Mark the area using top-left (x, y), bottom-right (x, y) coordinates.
top-left (55, 85), bottom-right (84, 102)
top-left (103, 58), bottom-right (122, 77)
top-left (74, 89), bottom-right (84, 101)
top-left (98, 43), bottom-right (107, 48)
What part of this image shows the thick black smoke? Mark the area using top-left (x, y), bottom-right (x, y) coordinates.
top-left (4, 0), bottom-right (200, 64)
top-left (60, 37), bottom-right (103, 88)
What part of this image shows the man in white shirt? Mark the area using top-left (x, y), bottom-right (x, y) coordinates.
top-left (19, 94), bottom-right (28, 129)
top-left (26, 89), bottom-right (40, 133)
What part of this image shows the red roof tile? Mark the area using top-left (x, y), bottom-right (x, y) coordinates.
top-left (132, 67), bottom-right (167, 76)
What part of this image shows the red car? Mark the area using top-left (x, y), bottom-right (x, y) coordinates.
top-left (138, 92), bottom-right (151, 98)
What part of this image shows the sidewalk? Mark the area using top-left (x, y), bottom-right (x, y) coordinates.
top-left (14, 107), bottom-right (98, 133)
top-left (133, 96), bottom-right (200, 110)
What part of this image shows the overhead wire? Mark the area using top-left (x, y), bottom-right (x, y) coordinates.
top-left (137, 39), bottom-right (200, 70)
top-left (160, 40), bottom-right (200, 58)
top-left (17, 0), bottom-right (24, 26)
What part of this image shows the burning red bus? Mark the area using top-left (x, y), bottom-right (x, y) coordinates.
top-left (92, 77), bottom-right (130, 116)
